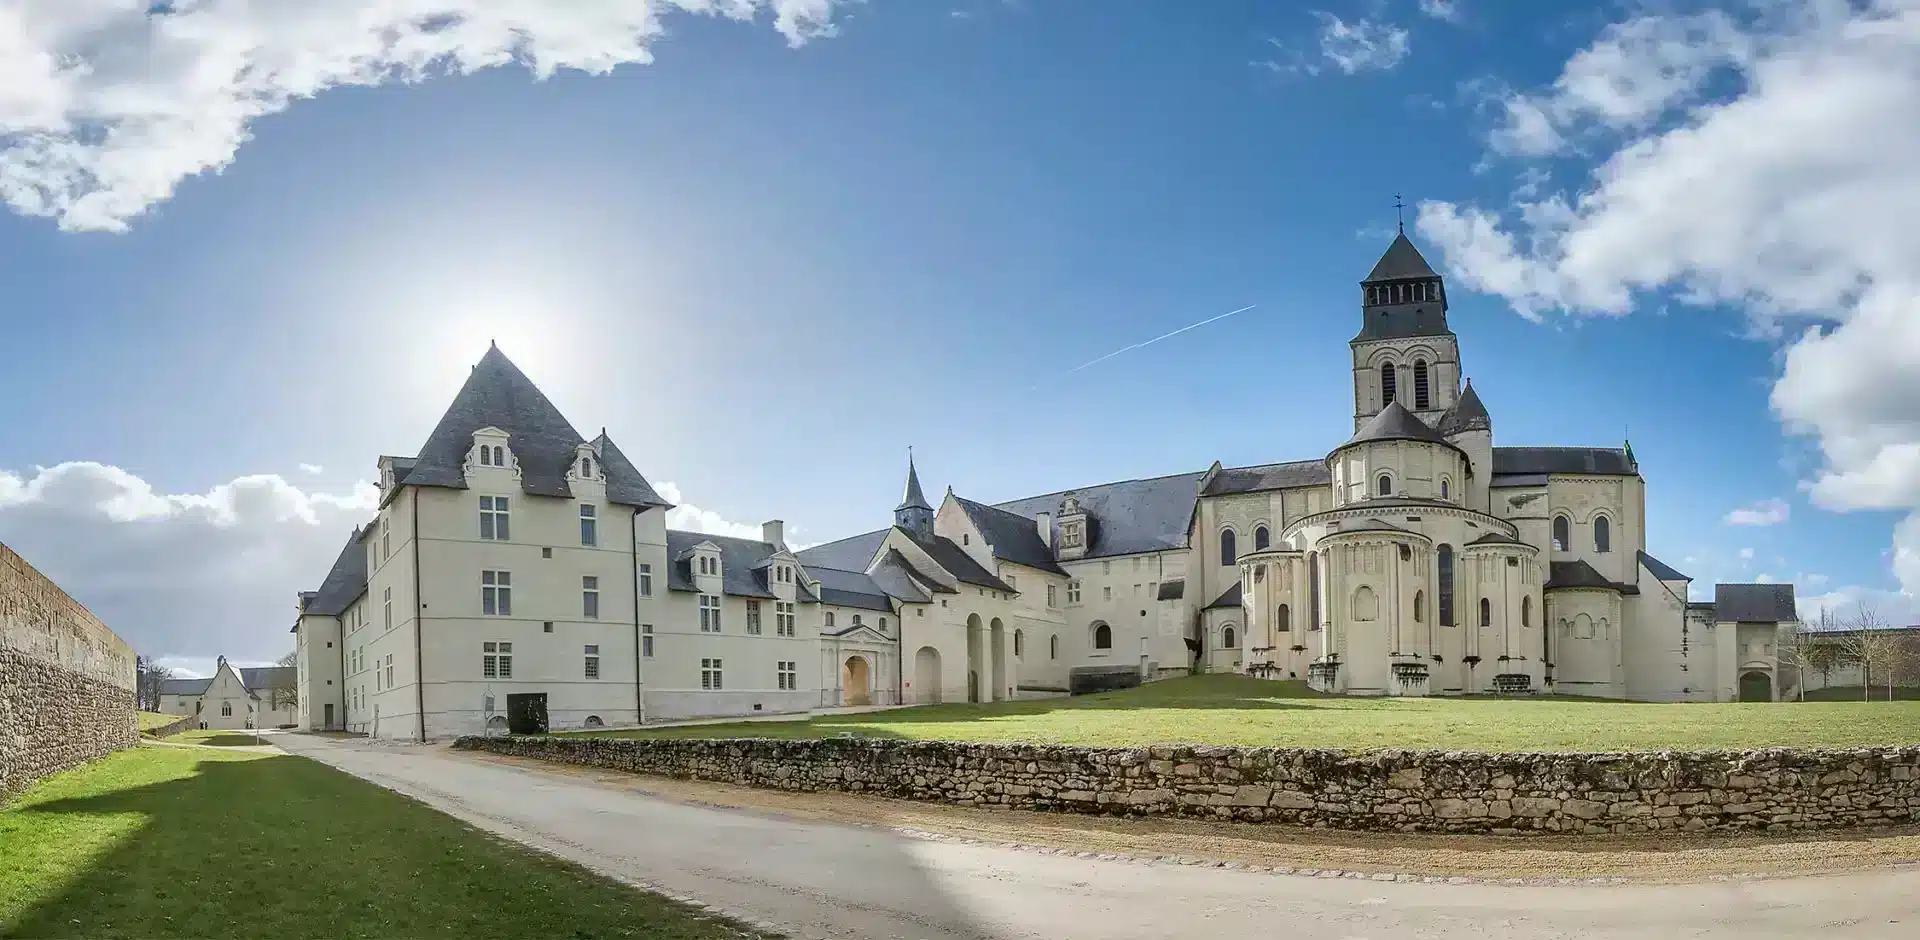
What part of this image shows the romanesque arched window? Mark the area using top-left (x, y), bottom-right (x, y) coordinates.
top-left (1220, 528), bottom-right (1237, 566)
top-left (1381, 365), bottom-right (1397, 407)
top-left (1437, 544), bottom-right (1454, 626)
top-left (1552, 515), bottom-right (1571, 552)
top-left (1377, 474), bottom-right (1393, 496)
top-left (1254, 525), bottom-right (1270, 551)
top-left (1014, 629), bottom-right (1024, 657)
top-left (1413, 590), bottom-right (1425, 623)
top-left (1593, 516), bottom-right (1612, 553)
top-left (1522, 596), bottom-right (1532, 628)
top-left (1479, 598), bottom-right (1492, 627)
top-left (1440, 477), bottom-right (1450, 501)
top-left (1413, 360), bottom-right (1431, 410)
top-left (1276, 604), bottom-right (1290, 632)
top-left (1050, 634), bottom-right (1058, 659)
top-left (1222, 625), bottom-right (1237, 649)
top-left (1308, 552), bottom-right (1322, 628)
top-left (1093, 622), bottom-right (1112, 650)
top-left (1353, 585), bottom-right (1379, 621)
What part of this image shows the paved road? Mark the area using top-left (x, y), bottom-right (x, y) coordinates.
top-left (275, 736), bottom-right (1916, 940)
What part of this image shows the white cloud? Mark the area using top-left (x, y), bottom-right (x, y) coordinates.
top-left (1739, 547), bottom-right (1755, 561)
top-left (1315, 13), bottom-right (1409, 74)
top-left (654, 480), bottom-right (764, 540)
top-left (1724, 497), bottom-right (1790, 527)
top-left (0, 461), bottom-right (377, 666)
top-left (1420, 0), bottom-right (1920, 594)
top-left (0, 0), bottom-right (846, 232)
top-left (1418, 0), bottom-right (1461, 24)
top-left (298, 463), bottom-right (324, 475)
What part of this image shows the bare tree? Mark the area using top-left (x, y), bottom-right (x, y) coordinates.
top-left (1775, 618), bottom-right (1817, 701)
top-left (135, 656), bottom-right (173, 712)
top-left (1842, 605), bottom-right (1902, 701)
top-left (271, 650), bottom-right (299, 711)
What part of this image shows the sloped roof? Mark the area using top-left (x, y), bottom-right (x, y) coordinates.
top-left (994, 471), bottom-right (1207, 559)
top-left (1365, 232), bottom-right (1439, 282)
top-left (1546, 560), bottom-right (1637, 594)
top-left (1344, 400), bottom-right (1456, 449)
top-left (896, 455), bottom-right (932, 512)
top-left (1713, 583), bottom-right (1797, 622)
top-left (1466, 530), bottom-right (1528, 547)
top-left (952, 496), bottom-right (1067, 575)
top-left (805, 566), bottom-right (896, 613)
top-left (665, 530), bottom-right (798, 599)
top-left (594, 433), bottom-right (671, 509)
top-left (1202, 460), bottom-right (1330, 496)
top-left (158, 677), bottom-right (212, 696)
top-left (796, 528), bottom-right (889, 572)
top-left (302, 527), bottom-right (370, 617)
top-left (1438, 380), bottom-right (1492, 436)
top-left (869, 549), bottom-right (940, 600)
top-left (240, 666), bottom-right (295, 693)
top-left (1492, 447), bottom-right (1635, 476)
top-left (905, 532), bottom-right (1017, 594)
top-left (1638, 551), bottom-right (1689, 582)
top-left (399, 345), bottom-right (667, 508)
top-left (1157, 579), bottom-right (1185, 601)
top-left (1206, 582), bottom-right (1243, 610)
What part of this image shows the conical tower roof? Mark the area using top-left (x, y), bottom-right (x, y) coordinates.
top-left (896, 453), bottom-right (932, 513)
top-left (1438, 378), bottom-right (1492, 436)
top-left (1364, 232), bottom-right (1438, 282)
top-left (1346, 400), bottom-right (1451, 447)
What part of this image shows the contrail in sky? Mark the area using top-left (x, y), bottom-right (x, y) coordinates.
top-left (1059, 303), bottom-right (1259, 377)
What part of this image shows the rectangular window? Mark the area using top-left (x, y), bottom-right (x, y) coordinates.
top-left (579, 504), bottom-right (597, 547)
top-left (479, 496), bottom-right (509, 540)
top-left (582, 576), bottom-right (600, 619)
top-left (383, 587), bottom-right (392, 629)
top-left (381, 518), bottom-right (390, 561)
top-left (641, 624), bottom-right (654, 658)
top-left (1047, 584), bottom-right (1057, 607)
top-left (1103, 585), bottom-right (1113, 601)
top-left (638, 563), bottom-right (653, 597)
top-left (1067, 580), bottom-right (1081, 604)
top-left (482, 570), bottom-right (512, 616)
top-left (384, 653), bottom-right (394, 687)
top-left (745, 600), bottom-right (762, 635)
top-left (777, 660), bottom-right (796, 691)
top-left (776, 602), bottom-right (796, 637)
top-left (699, 595), bottom-right (721, 633)
top-left (700, 658), bottom-right (723, 690)
top-left (584, 645), bottom-right (600, 679)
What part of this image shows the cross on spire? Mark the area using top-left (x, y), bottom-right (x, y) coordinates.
top-left (1393, 193), bottom-right (1406, 233)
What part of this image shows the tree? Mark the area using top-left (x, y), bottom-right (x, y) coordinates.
top-left (1775, 618), bottom-right (1818, 701)
top-left (1842, 605), bottom-right (1903, 701)
top-left (135, 656), bottom-right (173, 712)
top-left (270, 650), bottom-right (299, 711)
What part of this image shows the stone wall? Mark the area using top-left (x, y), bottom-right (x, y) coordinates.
top-left (1, 543), bottom-right (138, 800)
top-left (455, 735), bottom-right (1920, 836)
top-left (143, 713), bottom-right (196, 739)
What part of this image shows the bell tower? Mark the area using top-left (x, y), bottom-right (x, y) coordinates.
top-left (893, 451), bottom-right (934, 541)
top-left (1351, 214), bottom-right (1461, 432)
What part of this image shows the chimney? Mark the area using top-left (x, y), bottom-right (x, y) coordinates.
top-left (762, 519), bottom-right (787, 550)
top-left (1036, 511), bottom-right (1052, 549)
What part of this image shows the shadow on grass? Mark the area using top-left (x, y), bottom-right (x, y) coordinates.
top-left (171, 733), bottom-right (270, 747)
top-left (2, 750), bottom-right (766, 939)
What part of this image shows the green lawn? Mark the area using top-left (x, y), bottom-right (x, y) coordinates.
top-left (594, 675), bottom-right (1920, 752)
top-left (134, 712), bottom-right (176, 732)
top-left (0, 745), bottom-right (766, 939)
top-left (1802, 685), bottom-right (1920, 702)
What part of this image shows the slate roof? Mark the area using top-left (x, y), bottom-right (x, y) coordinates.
top-left (1546, 560), bottom-right (1638, 594)
top-left (397, 345), bottom-right (668, 508)
top-left (1489, 473), bottom-right (1549, 488)
top-left (896, 455), bottom-right (933, 512)
top-left (1467, 531), bottom-right (1528, 547)
top-left (1492, 447), bottom-right (1636, 476)
top-left (301, 526), bottom-right (371, 618)
top-left (1712, 583), bottom-right (1797, 622)
top-left (1344, 401), bottom-right (1458, 449)
top-left (158, 677), bottom-right (212, 696)
top-left (952, 496), bottom-right (1068, 575)
top-left (665, 530), bottom-right (812, 600)
top-left (1638, 551), bottom-right (1689, 582)
top-left (1331, 518), bottom-right (1414, 535)
top-left (1206, 582), bottom-right (1243, 610)
top-left (805, 566), bottom-right (896, 613)
top-left (905, 531), bottom-right (1017, 594)
top-left (795, 528), bottom-right (889, 573)
top-left (994, 471), bottom-right (1208, 560)
top-left (1365, 232), bottom-right (1439, 281)
top-left (1157, 579), bottom-right (1185, 601)
top-left (1202, 460), bottom-right (1330, 496)
top-left (1438, 380), bottom-right (1492, 436)
top-left (868, 549), bottom-right (941, 600)
top-left (241, 666), bottom-right (295, 693)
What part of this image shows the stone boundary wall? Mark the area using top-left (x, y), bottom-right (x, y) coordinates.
top-left (143, 714), bottom-right (196, 739)
top-left (454, 735), bottom-right (1920, 836)
top-left (1, 543), bottom-right (138, 800)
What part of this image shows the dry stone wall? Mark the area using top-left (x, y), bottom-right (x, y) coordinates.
top-left (456, 735), bottom-right (1920, 836)
top-left (1, 543), bottom-right (138, 800)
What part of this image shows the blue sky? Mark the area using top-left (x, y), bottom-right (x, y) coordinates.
top-left (3, 0), bottom-right (1915, 673)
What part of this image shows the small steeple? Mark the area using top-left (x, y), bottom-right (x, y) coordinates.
top-left (893, 449), bottom-right (934, 541)
top-left (1438, 377), bottom-right (1492, 436)
top-left (896, 448), bottom-right (932, 513)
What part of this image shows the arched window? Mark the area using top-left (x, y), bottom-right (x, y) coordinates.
top-left (492, 445), bottom-right (506, 466)
top-left (1437, 545), bottom-right (1455, 626)
top-left (1440, 477), bottom-right (1450, 501)
top-left (1522, 596), bottom-right (1532, 628)
top-left (1413, 590), bottom-right (1425, 623)
top-left (1308, 552), bottom-right (1322, 628)
top-left (581, 456), bottom-right (593, 478)
top-left (1222, 625), bottom-right (1237, 649)
top-left (1479, 598), bottom-right (1492, 627)
top-left (1552, 515), bottom-right (1571, 552)
top-left (1352, 585), bottom-right (1379, 621)
top-left (1381, 364), bottom-right (1397, 406)
top-left (1413, 360), bottom-right (1431, 409)
top-left (1593, 516), bottom-right (1612, 553)
top-left (1377, 474), bottom-right (1393, 496)
top-left (1050, 634), bottom-right (1058, 659)
top-left (1276, 604), bottom-right (1291, 632)
top-left (1014, 629), bottom-right (1024, 657)
top-left (1254, 525), bottom-right (1270, 551)
top-left (1093, 623), bottom-right (1112, 650)
top-left (1220, 529), bottom-right (1237, 566)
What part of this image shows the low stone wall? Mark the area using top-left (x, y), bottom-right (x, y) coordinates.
top-left (143, 714), bottom-right (196, 739)
top-left (454, 735), bottom-right (1920, 836)
top-left (1, 543), bottom-right (138, 800)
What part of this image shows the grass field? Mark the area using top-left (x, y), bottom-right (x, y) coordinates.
top-left (168, 729), bottom-right (272, 747)
top-left (0, 745), bottom-right (765, 939)
top-left (594, 675), bottom-right (1920, 752)
top-left (1802, 685), bottom-right (1920, 702)
top-left (134, 712), bottom-right (176, 732)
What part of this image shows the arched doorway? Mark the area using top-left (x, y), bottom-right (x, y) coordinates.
top-left (843, 655), bottom-right (872, 707)
top-left (989, 617), bottom-right (1008, 702)
top-left (966, 613), bottom-right (985, 703)
top-left (914, 646), bottom-right (942, 705)
top-left (1739, 671), bottom-right (1773, 702)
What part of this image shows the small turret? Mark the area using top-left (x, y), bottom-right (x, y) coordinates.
top-left (893, 452), bottom-right (934, 541)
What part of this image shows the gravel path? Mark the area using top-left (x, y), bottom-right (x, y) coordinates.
top-left (275, 735), bottom-right (1918, 940)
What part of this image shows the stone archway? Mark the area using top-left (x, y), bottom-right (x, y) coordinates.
top-left (843, 655), bottom-right (872, 707)
top-left (914, 646), bottom-right (942, 705)
top-left (1739, 670), bottom-right (1773, 703)
top-left (966, 613), bottom-right (986, 703)
top-left (989, 617), bottom-right (1008, 702)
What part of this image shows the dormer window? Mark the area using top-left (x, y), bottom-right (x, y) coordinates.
top-left (1061, 522), bottom-right (1084, 549)
top-left (698, 555), bottom-right (717, 576)
top-left (580, 456), bottom-right (594, 478)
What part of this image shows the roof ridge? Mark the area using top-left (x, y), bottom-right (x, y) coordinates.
top-left (990, 468), bottom-right (1208, 506)
top-left (666, 529), bottom-right (774, 551)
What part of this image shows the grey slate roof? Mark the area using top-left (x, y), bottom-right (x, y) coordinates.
top-left (906, 531), bottom-right (1017, 594)
top-left (1546, 560), bottom-right (1638, 594)
top-left (594, 433), bottom-right (672, 510)
top-left (241, 666), bottom-right (295, 693)
top-left (1489, 473), bottom-right (1550, 488)
top-left (399, 344), bottom-right (668, 508)
top-left (1712, 583), bottom-right (1797, 622)
top-left (795, 528), bottom-right (889, 573)
top-left (1492, 447), bottom-right (1635, 476)
top-left (1202, 460), bottom-right (1330, 496)
top-left (1638, 551), bottom-right (1689, 582)
top-left (869, 549), bottom-right (941, 600)
top-left (896, 455), bottom-right (933, 512)
top-left (1332, 518), bottom-right (1414, 535)
top-left (952, 496), bottom-right (1068, 575)
top-left (1157, 579), bottom-right (1185, 601)
top-left (1345, 400), bottom-right (1457, 449)
top-left (158, 677), bottom-right (212, 696)
top-left (1206, 582), bottom-right (1243, 610)
top-left (994, 471), bottom-right (1208, 560)
top-left (805, 566), bottom-right (896, 613)
top-left (302, 526), bottom-right (370, 617)
top-left (666, 530), bottom-right (793, 599)
top-left (1438, 380), bottom-right (1492, 436)
top-left (1365, 232), bottom-right (1439, 281)
top-left (1467, 531), bottom-right (1528, 547)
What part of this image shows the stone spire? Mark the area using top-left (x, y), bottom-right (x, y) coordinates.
top-left (893, 450), bottom-right (934, 540)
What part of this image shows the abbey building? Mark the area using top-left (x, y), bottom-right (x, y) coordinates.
top-left (291, 232), bottom-right (1798, 740)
